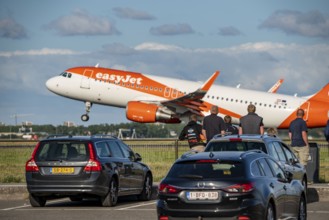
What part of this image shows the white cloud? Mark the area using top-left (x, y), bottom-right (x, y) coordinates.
top-left (259, 10), bottom-right (329, 38)
top-left (0, 48), bottom-right (82, 57)
top-left (0, 17), bottom-right (27, 39)
top-left (44, 9), bottom-right (120, 36)
top-left (113, 7), bottom-right (156, 20)
top-left (150, 23), bottom-right (195, 36)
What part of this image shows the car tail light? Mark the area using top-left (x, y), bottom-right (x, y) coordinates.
top-left (238, 216), bottom-right (250, 220)
top-left (25, 158), bottom-right (39, 172)
top-left (84, 142), bottom-right (102, 172)
top-left (159, 183), bottom-right (181, 194)
top-left (84, 159), bottom-right (102, 172)
top-left (159, 216), bottom-right (169, 220)
top-left (229, 138), bottom-right (242, 142)
top-left (25, 142), bottom-right (41, 172)
top-left (224, 183), bottom-right (254, 193)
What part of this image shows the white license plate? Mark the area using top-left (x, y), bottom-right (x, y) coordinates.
top-left (186, 191), bottom-right (219, 200)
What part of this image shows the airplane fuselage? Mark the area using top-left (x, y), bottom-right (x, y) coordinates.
top-left (46, 66), bottom-right (329, 128)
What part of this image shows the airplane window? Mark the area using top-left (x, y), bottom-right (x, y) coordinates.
top-left (264, 104), bottom-right (267, 107)
top-left (269, 104), bottom-right (272, 107)
top-left (245, 101), bottom-right (248, 104)
top-left (140, 85), bottom-right (144, 89)
top-left (259, 103), bottom-right (262, 106)
top-left (68, 73), bottom-right (72, 78)
top-left (127, 83), bottom-right (130, 87)
top-left (226, 98), bottom-right (229, 101)
top-left (212, 96), bottom-right (214, 99)
top-left (231, 99), bottom-right (233, 102)
top-left (159, 88), bottom-right (162, 92)
top-left (62, 72), bottom-right (67, 77)
top-left (150, 87), bottom-right (153, 90)
top-left (274, 105), bottom-right (276, 108)
top-left (136, 85), bottom-right (139, 88)
top-left (154, 87), bottom-right (158, 91)
top-left (131, 84), bottom-right (134, 88)
top-left (235, 99), bottom-right (238, 102)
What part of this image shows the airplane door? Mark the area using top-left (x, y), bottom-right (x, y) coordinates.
top-left (80, 69), bottom-right (93, 89)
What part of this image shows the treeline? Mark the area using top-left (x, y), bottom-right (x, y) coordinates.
top-left (0, 122), bottom-right (185, 139)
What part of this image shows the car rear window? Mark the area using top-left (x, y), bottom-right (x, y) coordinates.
top-left (167, 160), bottom-right (244, 179)
top-left (35, 141), bottom-right (89, 161)
top-left (206, 141), bottom-right (266, 152)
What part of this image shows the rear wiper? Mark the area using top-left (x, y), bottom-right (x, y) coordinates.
top-left (178, 174), bottom-right (203, 179)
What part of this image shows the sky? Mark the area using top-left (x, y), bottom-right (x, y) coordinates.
top-left (0, 0), bottom-right (329, 126)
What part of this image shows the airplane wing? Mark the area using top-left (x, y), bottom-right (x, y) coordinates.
top-left (160, 71), bottom-right (220, 116)
top-left (268, 79), bottom-right (284, 93)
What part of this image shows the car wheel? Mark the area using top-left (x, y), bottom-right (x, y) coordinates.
top-left (29, 194), bottom-right (46, 207)
top-left (298, 196), bottom-right (307, 220)
top-left (101, 178), bottom-right (118, 207)
top-left (266, 202), bottom-right (275, 220)
top-left (138, 173), bottom-right (153, 201)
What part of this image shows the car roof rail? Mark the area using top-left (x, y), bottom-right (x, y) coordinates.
top-left (91, 134), bottom-right (117, 139)
top-left (46, 134), bottom-right (73, 139)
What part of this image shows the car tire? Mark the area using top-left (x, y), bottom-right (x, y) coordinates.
top-left (101, 178), bottom-right (118, 207)
top-left (266, 202), bottom-right (275, 220)
top-left (29, 194), bottom-right (46, 207)
top-left (298, 195), bottom-right (307, 220)
top-left (138, 173), bottom-right (153, 201)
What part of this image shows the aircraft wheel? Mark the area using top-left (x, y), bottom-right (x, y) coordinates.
top-left (81, 114), bottom-right (89, 121)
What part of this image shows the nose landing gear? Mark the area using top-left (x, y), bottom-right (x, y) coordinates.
top-left (81, 101), bottom-right (92, 122)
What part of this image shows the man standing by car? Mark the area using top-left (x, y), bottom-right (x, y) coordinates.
top-left (202, 105), bottom-right (226, 143)
top-left (239, 104), bottom-right (264, 135)
top-left (289, 109), bottom-right (309, 167)
top-left (179, 114), bottom-right (205, 152)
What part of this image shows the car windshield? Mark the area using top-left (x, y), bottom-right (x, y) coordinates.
top-left (167, 160), bottom-right (244, 179)
top-left (205, 141), bottom-right (266, 152)
top-left (35, 141), bottom-right (89, 161)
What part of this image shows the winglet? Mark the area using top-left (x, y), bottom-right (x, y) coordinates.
top-left (200, 71), bottom-right (220, 91)
top-left (268, 79), bottom-right (284, 93)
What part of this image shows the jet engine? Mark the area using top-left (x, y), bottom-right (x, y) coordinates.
top-left (126, 101), bottom-right (181, 123)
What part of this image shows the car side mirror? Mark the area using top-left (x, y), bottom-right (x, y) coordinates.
top-left (135, 153), bottom-right (142, 162)
top-left (285, 171), bottom-right (294, 182)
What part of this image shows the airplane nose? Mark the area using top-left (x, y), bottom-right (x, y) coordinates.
top-left (45, 77), bottom-right (58, 92)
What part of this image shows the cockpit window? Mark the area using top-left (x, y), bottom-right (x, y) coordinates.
top-left (60, 72), bottom-right (72, 78)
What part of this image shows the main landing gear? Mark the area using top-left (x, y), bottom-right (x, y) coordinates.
top-left (81, 101), bottom-right (92, 122)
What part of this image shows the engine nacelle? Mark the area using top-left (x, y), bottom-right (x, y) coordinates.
top-left (126, 101), bottom-right (181, 123)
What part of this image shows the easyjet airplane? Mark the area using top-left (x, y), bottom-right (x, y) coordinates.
top-left (46, 66), bottom-right (329, 128)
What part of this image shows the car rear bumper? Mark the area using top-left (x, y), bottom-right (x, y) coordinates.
top-left (26, 172), bottom-right (109, 197)
top-left (156, 199), bottom-right (264, 220)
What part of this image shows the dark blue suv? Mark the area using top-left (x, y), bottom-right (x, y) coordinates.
top-left (157, 151), bottom-right (307, 220)
top-left (26, 135), bottom-right (153, 207)
top-left (204, 134), bottom-right (307, 188)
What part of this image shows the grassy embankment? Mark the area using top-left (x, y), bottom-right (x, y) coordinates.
top-left (0, 140), bottom-right (190, 183)
top-left (0, 140), bottom-right (328, 183)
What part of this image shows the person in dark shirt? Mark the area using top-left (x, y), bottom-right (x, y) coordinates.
top-left (289, 109), bottom-right (309, 167)
top-left (202, 105), bottom-right (225, 143)
top-left (224, 115), bottom-right (238, 135)
top-left (239, 104), bottom-right (264, 135)
top-left (179, 114), bottom-right (205, 152)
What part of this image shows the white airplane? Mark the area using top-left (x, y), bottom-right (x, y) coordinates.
top-left (46, 66), bottom-right (329, 129)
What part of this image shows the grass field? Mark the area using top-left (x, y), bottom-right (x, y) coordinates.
top-left (0, 140), bottom-right (328, 183)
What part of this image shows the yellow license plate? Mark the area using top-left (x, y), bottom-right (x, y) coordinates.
top-left (51, 167), bottom-right (74, 174)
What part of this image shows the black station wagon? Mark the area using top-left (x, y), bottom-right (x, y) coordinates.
top-left (26, 135), bottom-right (153, 207)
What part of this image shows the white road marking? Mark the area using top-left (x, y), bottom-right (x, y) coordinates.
top-left (116, 201), bottom-right (156, 210)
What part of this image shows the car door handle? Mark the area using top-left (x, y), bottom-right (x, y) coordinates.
top-left (283, 185), bottom-right (287, 190)
top-left (270, 183), bottom-right (275, 188)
